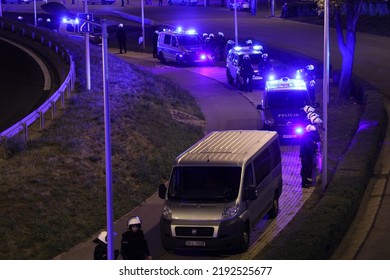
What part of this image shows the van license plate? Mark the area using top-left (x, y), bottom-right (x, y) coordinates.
top-left (185, 240), bottom-right (205, 247)
top-left (283, 134), bottom-right (296, 139)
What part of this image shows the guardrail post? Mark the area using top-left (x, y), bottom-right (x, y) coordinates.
top-left (48, 41), bottom-right (52, 48)
top-left (61, 91), bottom-right (65, 109)
top-left (39, 112), bottom-right (44, 131)
top-left (23, 123), bottom-right (28, 142)
top-left (41, 36), bottom-right (44, 44)
top-left (2, 136), bottom-right (7, 159)
top-left (51, 101), bottom-right (56, 118)
top-left (31, 31), bottom-right (35, 40)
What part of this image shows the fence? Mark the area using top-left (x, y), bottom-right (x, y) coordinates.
top-left (0, 17), bottom-right (75, 157)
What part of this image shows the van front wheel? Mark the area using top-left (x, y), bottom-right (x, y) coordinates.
top-left (238, 224), bottom-right (249, 253)
top-left (267, 195), bottom-right (279, 219)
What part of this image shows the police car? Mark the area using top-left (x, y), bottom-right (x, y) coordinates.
top-left (257, 77), bottom-right (312, 139)
top-left (157, 28), bottom-right (214, 65)
top-left (226, 44), bottom-right (265, 90)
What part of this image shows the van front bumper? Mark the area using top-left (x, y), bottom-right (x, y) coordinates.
top-left (160, 217), bottom-right (243, 251)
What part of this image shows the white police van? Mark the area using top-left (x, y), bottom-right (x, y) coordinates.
top-left (226, 45), bottom-right (264, 89)
top-left (257, 77), bottom-right (312, 139)
top-left (157, 28), bottom-right (213, 65)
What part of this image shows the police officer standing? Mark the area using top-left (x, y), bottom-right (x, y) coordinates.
top-left (217, 32), bottom-right (226, 62)
top-left (120, 216), bottom-right (152, 260)
top-left (117, 23), bottom-right (127, 54)
top-left (241, 55), bottom-right (254, 92)
top-left (93, 230), bottom-right (119, 260)
top-left (152, 30), bottom-right (159, 58)
top-left (299, 124), bottom-right (321, 188)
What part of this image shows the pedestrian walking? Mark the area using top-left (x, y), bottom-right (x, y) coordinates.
top-left (117, 23), bottom-right (127, 54)
top-left (93, 230), bottom-right (119, 260)
top-left (120, 216), bottom-right (152, 260)
top-left (121, 0), bottom-right (125, 6)
top-left (299, 124), bottom-right (321, 188)
top-left (158, 0), bottom-right (163, 5)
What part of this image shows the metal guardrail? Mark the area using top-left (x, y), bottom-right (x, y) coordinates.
top-left (0, 18), bottom-right (75, 154)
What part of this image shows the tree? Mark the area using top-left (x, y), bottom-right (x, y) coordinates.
top-left (316, 0), bottom-right (363, 99)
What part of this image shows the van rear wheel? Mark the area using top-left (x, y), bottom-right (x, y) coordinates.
top-left (267, 195), bottom-right (279, 219)
top-left (158, 52), bottom-right (166, 63)
top-left (237, 224), bottom-right (250, 253)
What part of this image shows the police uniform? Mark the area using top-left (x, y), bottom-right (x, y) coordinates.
top-left (299, 126), bottom-right (321, 188)
top-left (120, 229), bottom-right (151, 260)
top-left (241, 56), bottom-right (254, 92)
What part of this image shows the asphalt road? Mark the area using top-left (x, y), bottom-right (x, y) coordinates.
top-left (0, 37), bottom-right (47, 132)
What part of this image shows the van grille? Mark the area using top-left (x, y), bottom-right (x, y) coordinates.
top-left (175, 227), bottom-right (214, 237)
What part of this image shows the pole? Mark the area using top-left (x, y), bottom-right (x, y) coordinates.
top-left (234, 0), bottom-right (238, 45)
top-left (270, 0), bottom-right (275, 17)
top-left (101, 19), bottom-right (114, 260)
top-left (0, 1), bottom-right (3, 18)
top-left (322, 0), bottom-right (329, 192)
top-left (84, 2), bottom-right (91, 90)
top-left (141, 0), bottom-right (145, 50)
top-left (34, 0), bottom-right (37, 27)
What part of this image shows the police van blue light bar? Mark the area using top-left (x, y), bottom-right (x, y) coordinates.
top-left (295, 126), bottom-right (304, 135)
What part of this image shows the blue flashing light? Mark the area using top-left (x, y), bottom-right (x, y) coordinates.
top-left (200, 54), bottom-right (207, 60)
top-left (295, 126), bottom-right (304, 135)
top-left (234, 46), bottom-right (242, 51)
top-left (186, 29), bottom-right (197, 34)
top-left (268, 74), bottom-right (275, 81)
top-left (177, 26), bottom-right (183, 32)
top-left (253, 45), bottom-right (263, 51)
top-left (295, 70), bottom-right (302, 80)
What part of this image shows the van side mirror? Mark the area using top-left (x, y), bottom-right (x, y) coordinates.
top-left (246, 186), bottom-right (257, 201)
top-left (158, 184), bottom-right (167, 199)
top-left (256, 104), bottom-right (264, 110)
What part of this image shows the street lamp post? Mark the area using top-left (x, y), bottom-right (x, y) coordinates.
top-left (141, 0), bottom-right (145, 50)
top-left (322, 0), bottom-right (329, 192)
top-left (34, 0), bottom-right (37, 27)
top-left (234, 0), bottom-right (238, 45)
top-left (101, 19), bottom-right (115, 260)
top-left (84, 2), bottom-right (91, 90)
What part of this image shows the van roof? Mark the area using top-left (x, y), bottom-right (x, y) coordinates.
top-left (175, 130), bottom-right (278, 166)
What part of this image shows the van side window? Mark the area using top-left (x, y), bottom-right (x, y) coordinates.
top-left (243, 164), bottom-right (254, 188)
top-left (253, 148), bottom-right (272, 186)
top-left (269, 140), bottom-right (281, 168)
top-left (164, 34), bottom-right (171, 45)
top-left (172, 37), bottom-right (178, 47)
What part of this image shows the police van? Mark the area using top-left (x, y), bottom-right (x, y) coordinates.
top-left (157, 28), bottom-right (213, 65)
top-left (226, 45), bottom-right (265, 89)
top-left (257, 77), bottom-right (312, 139)
top-left (158, 130), bottom-right (282, 253)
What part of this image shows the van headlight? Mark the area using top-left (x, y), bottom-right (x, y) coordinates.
top-left (162, 205), bottom-right (172, 220)
top-left (222, 204), bottom-right (239, 219)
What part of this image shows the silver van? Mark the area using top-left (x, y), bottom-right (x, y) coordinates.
top-left (158, 130), bottom-right (282, 253)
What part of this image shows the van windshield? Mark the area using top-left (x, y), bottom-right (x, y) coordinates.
top-left (267, 90), bottom-right (309, 109)
top-left (168, 166), bottom-right (241, 202)
top-left (177, 34), bottom-right (203, 46)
